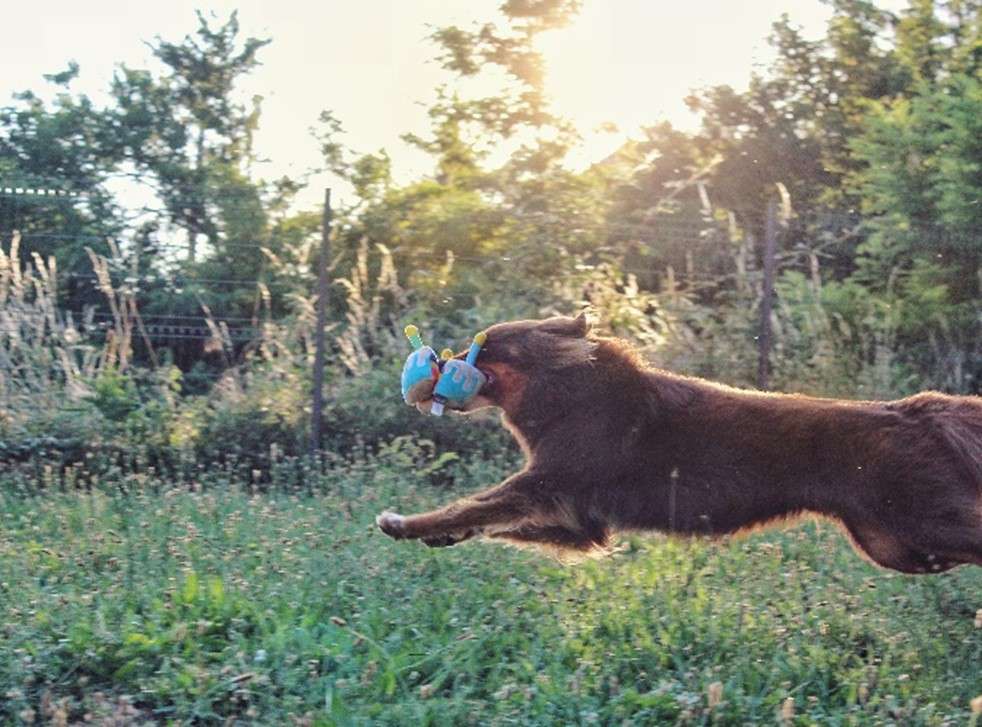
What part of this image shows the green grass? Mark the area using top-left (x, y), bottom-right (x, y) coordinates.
top-left (1, 453), bottom-right (980, 725)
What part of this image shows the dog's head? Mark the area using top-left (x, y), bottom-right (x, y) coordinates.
top-left (414, 313), bottom-right (595, 416)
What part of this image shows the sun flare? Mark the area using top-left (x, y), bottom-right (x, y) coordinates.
top-left (535, 0), bottom-right (839, 168)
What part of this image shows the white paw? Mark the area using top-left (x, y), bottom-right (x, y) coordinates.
top-left (376, 511), bottom-right (407, 539)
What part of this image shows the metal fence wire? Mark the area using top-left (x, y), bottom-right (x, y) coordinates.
top-left (0, 178), bottom-right (861, 444)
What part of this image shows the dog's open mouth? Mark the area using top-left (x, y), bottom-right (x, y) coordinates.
top-left (405, 378), bottom-right (436, 414)
top-left (414, 397), bottom-right (470, 415)
top-left (406, 385), bottom-right (450, 415)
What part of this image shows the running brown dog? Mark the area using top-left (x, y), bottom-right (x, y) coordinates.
top-left (377, 314), bottom-right (982, 573)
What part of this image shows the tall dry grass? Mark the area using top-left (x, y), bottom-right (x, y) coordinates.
top-left (1, 233), bottom-right (93, 420)
top-left (0, 233), bottom-right (140, 431)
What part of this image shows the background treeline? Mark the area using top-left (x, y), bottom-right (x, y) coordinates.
top-left (2, 0), bottom-right (981, 476)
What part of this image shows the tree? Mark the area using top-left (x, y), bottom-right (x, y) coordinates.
top-left (849, 72), bottom-right (982, 390)
top-left (109, 11), bottom-right (270, 264)
top-left (0, 64), bottom-right (124, 308)
top-left (320, 0), bottom-right (598, 321)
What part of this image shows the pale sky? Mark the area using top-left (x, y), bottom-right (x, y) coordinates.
top-left (1, 1), bottom-right (907, 208)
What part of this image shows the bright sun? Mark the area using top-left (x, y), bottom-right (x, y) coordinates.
top-left (535, 0), bottom-right (838, 169)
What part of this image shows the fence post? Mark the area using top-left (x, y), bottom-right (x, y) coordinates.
top-left (757, 199), bottom-right (778, 390)
top-left (310, 188), bottom-right (332, 457)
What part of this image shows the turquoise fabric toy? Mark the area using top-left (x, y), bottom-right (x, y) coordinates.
top-left (401, 325), bottom-right (441, 405)
top-left (400, 326), bottom-right (487, 416)
top-left (430, 332), bottom-right (487, 415)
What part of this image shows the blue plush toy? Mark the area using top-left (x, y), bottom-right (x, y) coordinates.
top-left (400, 326), bottom-right (487, 416)
top-left (401, 325), bottom-right (441, 405)
top-left (430, 331), bottom-right (487, 415)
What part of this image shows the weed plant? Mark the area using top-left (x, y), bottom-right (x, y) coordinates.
top-left (1, 443), bottom-right (979, 725)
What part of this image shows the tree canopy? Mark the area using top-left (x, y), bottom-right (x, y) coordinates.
top-left (1, 0), bottom-right (979, 395)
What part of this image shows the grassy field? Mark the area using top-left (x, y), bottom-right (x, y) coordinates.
top-left (1, 451), bottom-right (980, 725)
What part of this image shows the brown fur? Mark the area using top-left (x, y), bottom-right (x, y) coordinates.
top-left (378, 315), bottom-right (982, 574)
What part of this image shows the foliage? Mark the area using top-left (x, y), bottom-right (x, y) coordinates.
top-left (0, 70), bottom-right (122, 285)
top-left (2, 6), bottom-right (982, 722)
top-left (0, 234), bottom-right (100, 458)
top-left (596, 1), bottom-right (982, 394)
top-left (845, 70), bottom-right (982, 392)
top-left (109, 11), bottom-right (270, 263)
top-left (0, 455), bottom-right (979, 724)
top-left (4, 0), bottom-right (982, 401)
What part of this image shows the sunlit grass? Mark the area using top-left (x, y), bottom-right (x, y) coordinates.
top-left (1, 461), bottom-right (979, 725)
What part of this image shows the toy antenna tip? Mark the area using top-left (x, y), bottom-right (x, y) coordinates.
top-left (404, 325), bottom-right (418, 338)
top-left (474, 331), bottom-right (487, 345)
top-left (440, 348), bottom-right (454, 360)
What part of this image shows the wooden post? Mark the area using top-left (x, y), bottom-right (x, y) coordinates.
top-left (757, 199), bottom-right (778, 390)
top-left (310, 188), bottom-right (332, 456)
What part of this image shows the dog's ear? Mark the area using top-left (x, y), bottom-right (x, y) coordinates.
top-left (538, 313), bottom-right (591, 338)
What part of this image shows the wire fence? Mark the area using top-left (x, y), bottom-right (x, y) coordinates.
top-left (0, 175), bottom-right (925, 398)
top-left (0, 175), bottom-right (840, 333)
top-left (0, 182), bottom-right (351, 426)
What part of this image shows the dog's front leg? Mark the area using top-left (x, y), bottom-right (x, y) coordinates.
top-left (376, 473), bottom-right (540, 546)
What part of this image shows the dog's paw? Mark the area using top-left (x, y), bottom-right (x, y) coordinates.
top-left (376, 511), bottom-right (408, 539)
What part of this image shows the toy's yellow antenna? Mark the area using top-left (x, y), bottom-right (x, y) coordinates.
top-left (466, 331), bottom-right (487, 365)
top-left (440, 348), bottom-right (454, 361)
top-left (404, 325), bottom-right (423, 350)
